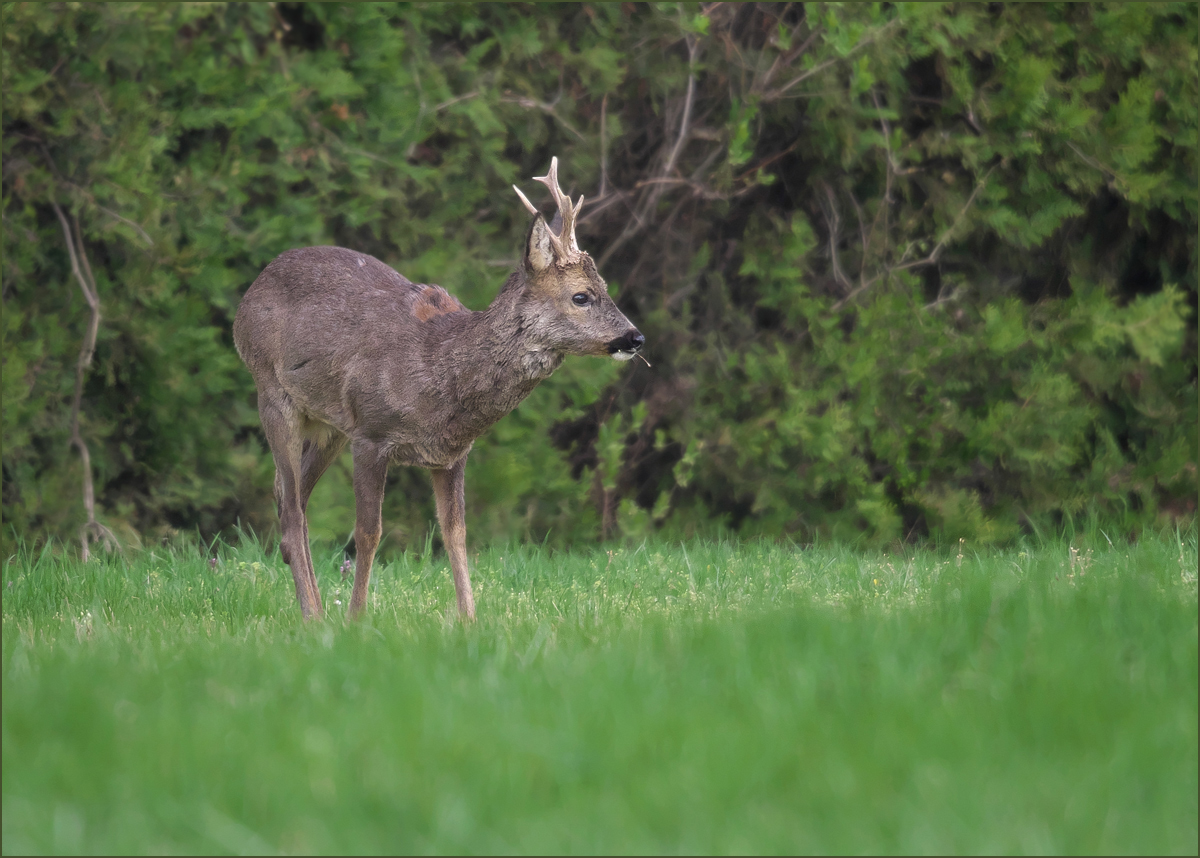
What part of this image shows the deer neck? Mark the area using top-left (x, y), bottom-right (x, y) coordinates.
top-left (437, 275), bottom-right (563, 420)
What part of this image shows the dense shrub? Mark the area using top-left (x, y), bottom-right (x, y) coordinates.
top-left (3, 2), bottom-right (1195, 554)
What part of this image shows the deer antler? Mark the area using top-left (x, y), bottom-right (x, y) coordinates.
top-left (533, 157), bottom-right (584, 258)
top-left (512, 157), bottom-right (585, 262)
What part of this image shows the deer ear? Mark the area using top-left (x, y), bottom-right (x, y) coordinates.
top-left (525, 216), bottom-right (556, 273)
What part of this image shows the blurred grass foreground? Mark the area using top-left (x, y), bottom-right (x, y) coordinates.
top-left (3, 531), bottom-right (1196, 853)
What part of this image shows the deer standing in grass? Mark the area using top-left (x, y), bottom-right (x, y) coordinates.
top-left (233, 159), bottom-right (643, 621)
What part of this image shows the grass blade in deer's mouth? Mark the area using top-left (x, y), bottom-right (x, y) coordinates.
top-left (606, 330), bottom-right (645, 360)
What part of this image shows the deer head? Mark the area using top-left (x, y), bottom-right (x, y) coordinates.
top-left (513, 158), bottom-right (644, 361)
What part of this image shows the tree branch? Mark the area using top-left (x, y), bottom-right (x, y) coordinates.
top-left (50, 200), bottom-right (117, 560)
top-left (597, 33), bottom-right (700, 269)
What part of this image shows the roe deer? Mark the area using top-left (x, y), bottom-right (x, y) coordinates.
top-left (233, 158), bottom-right (643, 620)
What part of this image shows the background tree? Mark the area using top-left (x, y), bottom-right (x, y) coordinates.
top-left (3, 2), bottom-right (1195, 556)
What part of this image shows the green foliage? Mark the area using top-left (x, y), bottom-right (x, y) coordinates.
top-left (2, 2), bottom-right (1195, 553)
top-left (3, 534), bottom-right (1197, 852)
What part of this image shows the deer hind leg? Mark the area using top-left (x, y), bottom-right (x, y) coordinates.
top-left (348, 440), bottom-right (388, 618)
top-left (432, 457), bottom-right (475, 620)
top-left (291, 432), bottom-right (348, 612)
top-left (260, 396), bottom-right (323, 620)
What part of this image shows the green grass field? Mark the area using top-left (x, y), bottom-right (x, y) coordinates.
top-left (3, 530), bottom-right (1196, 854)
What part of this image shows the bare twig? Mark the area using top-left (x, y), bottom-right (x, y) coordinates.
top-left (963, 105), bottom-right (983, 136)
top-left (868, 89), bottom-right (895, 261)
top-left (732, 137), bottom-right (803, 183)
top-left (500, 94), bottom-right (586, 141)
top-left (269, 2), bottom-right (292, 31)
top-left (595, 201), bottom-right (655, 269)
top-left (1065, 140), bottom-right (1126, 185)
top-left (767, 56), bottom-right (839, 99)
top-left (599, 93), bottom-right (609, 200)
top-left (896, 239), bottom-right (919, 267)
top-left (51, 201), bottom-right (118, 560)
top-left (847, 188), bottom-right (869, 289)
top-left (633, 177), bottom-right (694, 188)
top-left (763, 18), bottom-right (900, 101)
top-left (433, 91), bottom-right (479, 112)
top-left (662, 36), bottom-right (699, 181)
top-left (400, 61), bottom-right (429, 159)
top-left (820, 183), bottom-right (852, 293)
top-left (95, 204), bottom-right (153, 247)
top-left (329, 136), bottom-right (394, 166)
top-left (828, 274), bottom-right (874, 312)
top-left (923, 282), bottom-right (961, 310)
top-left (631, 176), bottom-right (727, 200)
top-left (688, 143), bottom-right (728, 189)
top-left (758, 21), bottom-right (822, 93)
top-left (893, 164), bottom-right (996, 272)
top-left (576, 188), bottom-right (633, 225)
top-left (57, 182), bottom-right (155, 248)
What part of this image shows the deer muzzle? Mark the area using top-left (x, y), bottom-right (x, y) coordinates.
top-left (607, 329), bottom-right (645, 361)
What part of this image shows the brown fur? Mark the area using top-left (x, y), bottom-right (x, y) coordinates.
top-left (232, 168), bottom-right (642, 621)
top-left (413, 285), bottom-right (463, 322)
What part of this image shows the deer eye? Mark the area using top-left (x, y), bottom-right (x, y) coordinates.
top-left (572, 292), bottom-right (590, 306)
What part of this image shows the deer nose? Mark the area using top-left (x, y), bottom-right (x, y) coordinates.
top-left (607, 329), bottom-right (644, 354)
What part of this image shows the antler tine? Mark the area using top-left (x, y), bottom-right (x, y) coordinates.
top-left (531, 156), bottom-right (563, 199)
top-left (569, 194), bottom-right (584, 253)
top-left (532, 157), bottom-right (569, 220)
top-left (512, 184), bottom-right (539, 217)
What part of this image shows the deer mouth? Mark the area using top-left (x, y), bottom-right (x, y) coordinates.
top-left (606, 330), bottom-right (645, 361)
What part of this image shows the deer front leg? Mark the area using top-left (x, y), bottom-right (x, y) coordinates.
top-left (432, 457), bottom-right (475, 620)
top-left (348, 440), bottom-right (388, 618)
